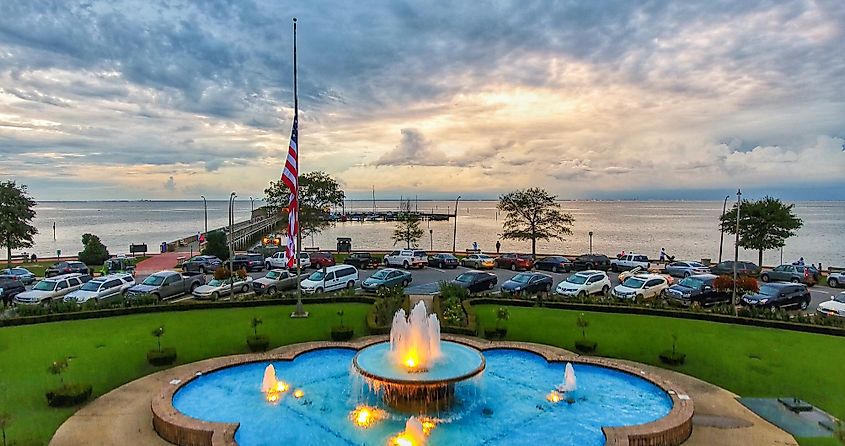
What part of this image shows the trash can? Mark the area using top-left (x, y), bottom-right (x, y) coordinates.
top-left (337, 237), bottom-right (352, 253)
top-left (160, 242), bottom-right (167, 254)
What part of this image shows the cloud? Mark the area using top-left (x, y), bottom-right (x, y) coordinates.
top-left (375, 128), bottom-right (446, 166)
top-left (164, 176), bottom-right (175, 191)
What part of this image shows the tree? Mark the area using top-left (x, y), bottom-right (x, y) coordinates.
top-left (576, 313), bottom-right (589, 340)
top-left (720, 196), bottom-right (803, 266)
top-left (77, 233), bottom-right (110, 265)
top-left (250, 317), bottom-right (263, 336)
top-left (47, 358), bottom-right (68, 386)
top-left (497, 188), bottom-right (574, 258)
top-left (0, 181), bottom-right (38, 270)
top-left (201, 230), bottom-right (229, 261)
top-left (264, 171), bottom-right (345, 242)
top-left (151, 326), bottom-right (165, 352)
top-left (391, 200), bottom-right (424, 248)
top-left (495, 307), bottom-right (510, 330)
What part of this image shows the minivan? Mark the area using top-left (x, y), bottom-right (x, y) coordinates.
top-left (300, 265), bottom-right (359, 294)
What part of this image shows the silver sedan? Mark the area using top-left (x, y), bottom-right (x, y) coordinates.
top-left (663, 261), bottom-right (711, 278)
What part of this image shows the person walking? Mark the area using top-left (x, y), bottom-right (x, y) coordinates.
top-left (659, 248), bottom-right (666, 263)
top-left (495, 240), bottom-right (501, 254)
top-left (472, 241), bottom-right (479, 253)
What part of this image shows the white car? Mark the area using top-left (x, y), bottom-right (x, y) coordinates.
top-left (384, 249), bottom-right (427, 269)
top-left (301, 265), bottom-right (359, 294)
top-left (611, 254), bottom-right (650, 272)
top-left (817, 292), bottom-right (845, 318)
top-left (555, 271), bottom-right (611, 298)
top-left (192, 276), bottom-right (254, 300)
top-left (827, 271), bottom-right (845, 288)
top-left (612, 274), bottom-right (669, 300)
top-left (63, 273), bottom-right (135, 304)
top-left (264, 252), bottom-right (311, 270)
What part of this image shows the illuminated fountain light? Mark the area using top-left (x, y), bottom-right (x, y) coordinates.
top-left (390, 417), bottom-right (427, 446)
top-left (349, 405), bottom-right (387, 428)
top-left (546, 390), bottom-right (562, 403)
top-left (261, 364), bottom-right (277, 393)
top-left (390, 301), bottom-right (442, 372)
top-left (293, 389), bottom-right (304, 399)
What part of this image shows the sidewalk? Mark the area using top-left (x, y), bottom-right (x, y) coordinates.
top-left (135, 252), bottom-right (183, 276)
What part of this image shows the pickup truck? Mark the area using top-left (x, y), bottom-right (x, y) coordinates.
top-left (610, 254), bottom-right (650, 272)
top-left (125, 271), bottom-right (206, 300)
top-left (343, 252), bottom-right (380, 269)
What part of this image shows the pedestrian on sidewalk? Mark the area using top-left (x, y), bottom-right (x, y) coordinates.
top-left (495, 240), bottom-right (501, 254)
top-left (659, 248), bottom-right (666, 263)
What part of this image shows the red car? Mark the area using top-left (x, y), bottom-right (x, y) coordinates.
top-left (495, 253), bottom-right (534, 271)
top-left (309, 251), bottom-right (336, 269)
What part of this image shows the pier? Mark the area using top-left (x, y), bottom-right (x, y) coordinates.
top-left (331, 210), bottom-right (454, 223)
top-left (167, 213), bottom-right (283, 252)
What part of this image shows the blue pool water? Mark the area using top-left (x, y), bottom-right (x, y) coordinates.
top-left (173, 348), bottom-right (672, 446)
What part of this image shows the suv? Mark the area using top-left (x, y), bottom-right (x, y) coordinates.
top-left (495, 253), bottom-right (534, 271)
top-left (572, 254), bottom-right (611, 271)
top-left (828, 271), bottom-right (845, 288)
top-left (264, 252), bottom-right (311, 270)
top-left (309, 251), bottom-right (336, 269)
top-left (612, 274), bottom-right (669, 300)
top-left (761, 264), bottom-right (819, 286)
top-left (710, 261), bottom-right (760, 277)
top-left (384, 250), bottom-right (428, 269)
top-left (665, 274), bottom-right (730, 306)
top-left (230, 253), bottom-right (265, 272)
top-left (63, 273), bottom-right (135, 304)
top-left (610, 254), bottom-right (650, 272)
top-left (344, 252), bottom-right (380, 269)
top-left (741, 283), bottom-right (811, 310)
top-left (555, 271), bottom-right (611, 298)
top-left (15, 273), bottom-right (91, 305)
top-left (182, 256), bottom-right (223, 274)
top-left (45, 261), bottom-right (89, 278)
top-left (0, 275), bottom-right (26, 305)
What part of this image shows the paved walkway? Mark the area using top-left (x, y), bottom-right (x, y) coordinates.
top-left (50, 340), bottom-right (797, 446)
top-left (135, 253), bottom-right (184, 276)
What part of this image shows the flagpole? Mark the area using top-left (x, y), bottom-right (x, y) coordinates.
top-left (291, 17), bottom-right (307, 318)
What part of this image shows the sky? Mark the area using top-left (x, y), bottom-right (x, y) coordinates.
top-left (1, 0), bottom-right (844, 201)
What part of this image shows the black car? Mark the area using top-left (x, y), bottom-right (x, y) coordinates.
top-left (710, 260), bottom-right (761, 277)
top-left (451, 271), bottom-right (498, 293)
top-left (428, 253), bottom-right (459, 269)
top-left (45, 261), bottom-right (90, 278)
top-left (0, 274), bottom-right (26, 306)
top-left (741, 283), bottom-right (811, 310)
top-left (665, 274), bottom-right (730, 306)
top-left (344, 252), bottom-right (380, 269)
top-left (534, 256), bottom-right (572, 273)
top-left (230, 253), bottom-right (265, 272)
top-left (501, 272), bottom-right (553, 295)
top-left (572, 254), bottom-right (611, 271)
top-left (182, 255), bottom-right (224, 274)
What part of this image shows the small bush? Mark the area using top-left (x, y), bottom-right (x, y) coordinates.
top-left (147, 348), bottom-right (177, 366)
top-left (439, 282), bottom-right (470, 301)
top-left (213, 267), bottom-right (232, 281)
top-left (46, 383), bottom-right (93, 407)
top-left (330, 326), bottom-right (354, 341)
top-left (659, 351), bottom-right (686, 366)
top-left (247, 335), bottom-right (270, 352)
top-left (483, 327), bottom-right (507, 340)
top-left (574, 339), bottom-right (598, 353)
top-left (441, 296), bottom-right (467, 327)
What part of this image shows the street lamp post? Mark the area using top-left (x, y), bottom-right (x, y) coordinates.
top-left (588, 231), bottom-right (594, 254)
top-left (430, 229), bottom-right (433, 251)
top-left (200, 195), bottom-right (208, 236)
top-left (229, 192), bottom-right (237, 297)
top-left (732, 189), bottom-right (741, 313)
top-left (452, 195), bottom-right (461, 255)
top-left (249, 196), bottom-right (255, 214)
top-left (718, 195), bottom-right (729, 263)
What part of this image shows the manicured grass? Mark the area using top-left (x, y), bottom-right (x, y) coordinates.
top-left (797, 438), bottom-right (841, 446)
top-left (0, 303), bottom-right (369, 445)
top-left (475, 305), bottom-right (845, 423)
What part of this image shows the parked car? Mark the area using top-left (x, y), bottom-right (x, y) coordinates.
top-left (193, 275), bottom-right (254, 300)
top-left (495, 253), bottom-right (534, 271)
top-left (181, 255), bottom-right (223, 274)
top-left (0, 274), bottom-right (26, 305)
top-left (427, 253), bottom-right (459, 269)
top-left (265, 252), bottom-right (312, 270)
top-left (611, 274), bottom-right (669, 301)
top-left (309, 251), bottom-right (337, 269)
top-left (571, 254), bottom-right (611, 271)
top-left (384, 250), bottom-right (428, 269)
top-left (816, 292), bottom-right (845, 318)
top-left (344, 252), bottom-right (380, 269)
top-left (0, 267), bottom-right (36, 285)
top-left (760, 264), bottom-right (819, 286)
top-left (460, 254), bottom-right (496, 269)
top-left (710, 260), bottom-right (761, 277)
top-left (301, 265), bottom-right (359, 294)
top-left (501, 272), bottom-right (553, 294)
top-left (361, 268), bottom-right (412, 292)
top-left (14, 273), bottom-right (91, 305)
top-left (230, 253), bottom-right (265, 272)
top-left (45, 261), bottom-right (89, 278)
top-left (663, 261), bottom-right (711, 278)
top-left (665, 274), bottom-right (730, 306)
top-left (555, 271), bottom-right (611, 298)
top-left (618, 266), bottom-right (674, 285)
top-left (451, 271), bottom-right (498, 293)
top-left (534, 256), bottom-right (572, 273)
top-left (252, 269), bottom-right (301, 295)
top-left (63, 273), bottom-right (135, 304)
top-left (610, 254), bottom-right (650, 272)
top-left (125, 271), bottom-right (206, 300)
top-left (829, 271), bottom-right (845, 288)
top-left (741, 283), bottom-right (811, 310)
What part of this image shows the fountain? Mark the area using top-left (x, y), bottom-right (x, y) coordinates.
top-left (556, 363), bottom-right (577, 393)
top-left (353, 301), bottom-right (485, 411)
top-left (390, 417), bottom-right (428, 446)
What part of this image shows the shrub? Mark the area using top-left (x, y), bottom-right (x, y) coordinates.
top-left (714, 275), bottom-right (759, 295)
top-left (202, 230), bottom-right (230, 261)
top-left (146, 348), bottom-right (177, 366)
top-left (330, 326), bottom-right (354, 341)
top-left (247, 335), bottom-right (270, 352)
top-left (439, 282), bottom-right (470, 301)
top-left (441, 296), bottom-right (466, 327)
top-left (236, 268), bottom-right (248, 279)
top-left (77, 233), bottom-right (110, 266)
top-left (659, 333), bottom-right (686, 366)
top-left (213, 267), bottom-right (232, 281)
top-left (574, 339), bottom-right (598, 353)
top-left (45, 383), bottom-right (93, 407)
top-left (372, 287), bottom-right (406, 326)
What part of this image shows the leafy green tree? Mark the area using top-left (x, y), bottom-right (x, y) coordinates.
top-left (77, 233), bottom-right (110, 265)
top-left (576, 313), bottom-right (589, 340)
top-left (250, 317), bottom-right (263, 336)
top-left (201, 230), bottom-right (229, 261)
top-left (0, 181), bottom-right (38, 270)
top-left (151, 326), bottom-right (165, 352)
top-left (47, 358), bottom-right (68, 385)
top-left (720, 196), bottom-right (803, 266)
top-left (497, 188), bottom-right (574, 258)
top-left (392, 199), bottom-right (424, 248)
top-left (495, 307), bottom-right (510, 330)
top-left (264, 171), bottom-right (345, 241)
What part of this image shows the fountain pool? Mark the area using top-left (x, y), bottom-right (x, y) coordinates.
top-left (172, 348), bottom-right (674, 446)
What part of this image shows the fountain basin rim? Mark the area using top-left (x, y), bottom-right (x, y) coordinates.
top-left (352, 341), bottom-right (486, 386)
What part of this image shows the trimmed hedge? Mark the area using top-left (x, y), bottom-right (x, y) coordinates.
top-left (574, 339), bottom-right (598, 354)
top-left (330, 326), bottom-right (354, 341)
top-left (147, 348), bottom-right (177, 366)
top-left (247, 335), bottom-right (270, 352)
top-left (46, 383), bottom-right (93, 407)
top-left (659, 351), bottom-right (687, 366)
top-left (483, 327), bottom-right (507, 340)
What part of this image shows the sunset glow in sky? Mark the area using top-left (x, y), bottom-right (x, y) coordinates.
top-left (1, 1), bottom-right (844, 200)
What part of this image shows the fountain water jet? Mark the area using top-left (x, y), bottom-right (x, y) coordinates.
top-left (390, 301), bottom-right (441, 371)
top-left (556, 363), bottom-right (577, 393)
top-left (391, 417), bottom-right (427, 446)
top-left (261, 365), bottom-right (277, 393)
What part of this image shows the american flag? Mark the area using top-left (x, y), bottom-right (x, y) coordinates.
top-left (282, 116), bottom-right (299, 268)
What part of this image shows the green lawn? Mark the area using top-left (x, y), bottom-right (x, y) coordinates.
top-left (475, 305), bottom-right (845, 423)
top-left (0, 303), bottom-right (369, 445)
